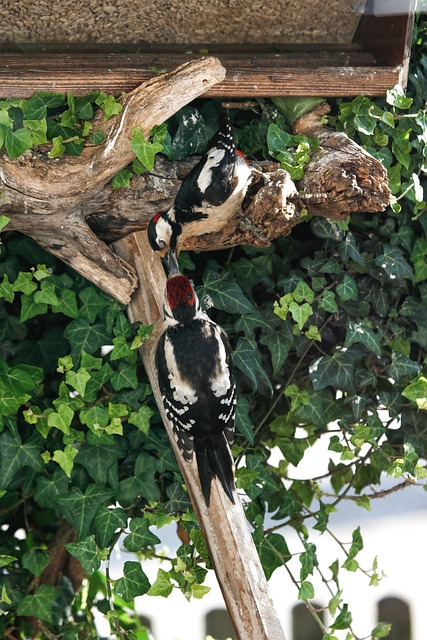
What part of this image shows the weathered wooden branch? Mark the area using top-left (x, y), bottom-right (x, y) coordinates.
top-left (1, 56), bottom-right (226, 303)
top-left (113, 232), bottom-right (286, 640)
top-left (292, 102), bottom-right (391, 218)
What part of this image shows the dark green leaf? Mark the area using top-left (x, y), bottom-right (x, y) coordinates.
top-left (375, 245), bottom-right (413, 279)
top-left (56, 484), bottom-right (113, 540)
top-left (114, 561), bottom-right (151, 601)
top-left (94, 506), bottom-right (128, 548)
top-left (233, 338), bottom-right (273, 394)
top-left (309, 350), bottom-right (356, 393)
top-left (22, 548), bottom-right (49, 576)
top-left (344, 321), bottom-right (382, 356)
top-left (17, 585), bottom-right (58, 623)
top-left (123, 518), bottom-right (161, 552)
top-left (65, 535), bottom-right (101, 574)
top-left (198, 270), bottom-right (253, 314)
top-left (255, 532), bottom-right (290, 580)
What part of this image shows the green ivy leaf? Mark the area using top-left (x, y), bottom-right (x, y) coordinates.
top-left (375, 245), bottom-right (413, 279)
top-left (123, 518), bottom-right (161, 552)
top-left (66, 367), bottom-right (91, 397)
top-left (76, 438), bottom-right (123, 484)
top-left (12, 271), bottom-right (37, 295)
top-left (171, 107), bottom-right (207, 160)
top-left (279, 437), bottom-right (309, 466)
top-left (5, 127), bottom-right (33, 158)
top-left (49, 135), bottom-right (66, 158)
top-left (191, 584), bottom-right (211, 599)
top-left (402, 376), bottom-right (427, 410)
top-left (386, 353), bottom-right (420, 381)
top-left (331, 604), bottom-right (352, 630)
top-left (20, 295), bottom-right (48, 322)
top-left (0, 433), bottom-right (44, 489)
top-left (372, 622), bottom-right (393, 638)
top-left (163, 481), bottom-right (191, 514)
top-left (147, 568), bottom-right (174, 597)
top-left (198, 270), bottom-right (254, 314)
top-left (272, 96), bottom-right (324, 126)
top-left (298, 581), bottom-right (314, 600)
top-left (65, 535), bottom-right (102, 574)
top-left (51, 288), bottom-right (79, 318)
top-left (0, 273), bottom-right (15, 302)
top-left (94, 506), bottom-right (128, 548)
top-left (111, 168), bottom-right (133, 188)
top-left (17, 584), bottom-right (58, 623)
top-left (22, 547), bottom-right (49, 576)
top-left (233, 338), bottom-right (273, 394)
top-left (64, 318), bottom-right (109, 361)
top-left (56, 484), bottom-right (113, 540)
top-left (52, 445), bottom-right (79, 478)
top-left (0, 554), bottom-right (17, 568)
top-left (128, 405), bottom-right (154, 435)
top-left (131, 126), bottom-right (164, 172)
top-left (259, 327), bottom-right (292, 374)
top-left (47, 403), bottom-right (74, 435)
top-left (336, 275), bottom-right (358, 301)
top-left (79, 404), bottom-right (110, 434)
top-left (115, 561), bottom-right (151, 601)
top-left (289, 301), bottom-right (312, 330)
top-left (386, 86), bottom-right (413, 109)
top-left (310, 350), bottom-right (356, 393)
top-left (344, 321), bottom-right (382, 356)
top-left (255, 532), bottom-right (290, 580)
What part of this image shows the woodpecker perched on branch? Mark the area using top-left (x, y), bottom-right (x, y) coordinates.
top-left (155, 271), bottom-right (236, 506)
top-left (148, 113), bottom-right (252, 255)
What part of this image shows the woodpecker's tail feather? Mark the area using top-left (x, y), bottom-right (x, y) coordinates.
top-left (195, 435), bottom-right (235, 507)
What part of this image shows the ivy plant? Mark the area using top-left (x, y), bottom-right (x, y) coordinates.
top-left (0, 13), bottom-right (427, 640)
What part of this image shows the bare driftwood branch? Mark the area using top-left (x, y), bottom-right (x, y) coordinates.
top-left (292, 102), bottom-right (391, 218)
top-left (113, 231), bottom-right (286, 640)
top-left (1, 57), bottom-right (226, 303)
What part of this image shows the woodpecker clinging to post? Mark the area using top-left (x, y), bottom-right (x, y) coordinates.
top-left (155, 271), bottom-right (236, 506)
top-left (147, 113), bottom-right (252, 255)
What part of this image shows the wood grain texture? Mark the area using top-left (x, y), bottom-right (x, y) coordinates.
top-left (0, 52), bottom-right (402, 98)
top-left (113, 231), bottom-right (286, 640)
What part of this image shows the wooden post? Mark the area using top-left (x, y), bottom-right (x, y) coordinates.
top-left (113, 232), bottom-right (286, 640)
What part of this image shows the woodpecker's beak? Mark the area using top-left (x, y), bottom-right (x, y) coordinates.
top-left (166, 250), bottom-right (180, 276)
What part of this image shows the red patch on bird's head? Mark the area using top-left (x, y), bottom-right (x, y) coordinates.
top-left (166, 275), bottom-right (196, 310)
top-left (236, 149), bottom-right (250, 165)
top-left (152, 211), bottom-right (163, 223)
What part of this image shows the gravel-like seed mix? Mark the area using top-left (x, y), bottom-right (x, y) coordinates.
top-left (0, 0), bottom-right (367, 45)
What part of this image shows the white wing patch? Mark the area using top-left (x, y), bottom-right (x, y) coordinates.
top-left (209, 324), bottom-right (232, 398)
top-left (197, 147), bottom-right (226, 193)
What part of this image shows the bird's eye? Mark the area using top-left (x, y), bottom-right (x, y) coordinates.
top-left (158, 239), bottom-right (167, 249)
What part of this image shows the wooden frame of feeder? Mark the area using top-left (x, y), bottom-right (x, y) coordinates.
top-left (0, 0), bottom-right (416, 98)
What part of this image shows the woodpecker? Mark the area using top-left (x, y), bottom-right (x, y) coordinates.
top-left (147, 113), bottom-right (252, 254)
top-left (155, 272), bottom-right (236, 506)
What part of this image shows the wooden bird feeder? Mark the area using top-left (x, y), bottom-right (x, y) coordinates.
top-left (0, 1), bottom-right (408, 637)
top-left (0, 0), bottom-right (416, 98)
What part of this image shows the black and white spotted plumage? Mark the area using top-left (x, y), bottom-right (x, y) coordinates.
top-left (147, 112), bottom-right (252, 254)
top-left (155, 273), bottom-right (236, 506)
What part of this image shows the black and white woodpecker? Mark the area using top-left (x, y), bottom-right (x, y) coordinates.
top-left (155, 271), bottom-right (236, 506)
top-left (147, 113), bottom-right (252, 257)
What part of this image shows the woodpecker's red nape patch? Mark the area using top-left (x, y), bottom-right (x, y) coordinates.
top-left (166, 275), bottom-right (196, 309)
top-left (152, 211), bottom-right (163, 223)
